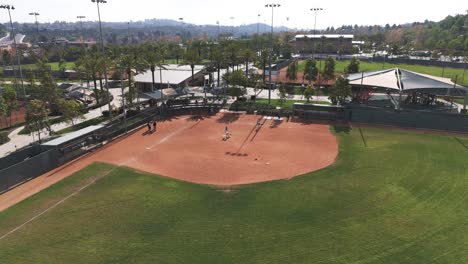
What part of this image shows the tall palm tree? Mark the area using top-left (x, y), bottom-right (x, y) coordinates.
top-left (182, 44), bottom-right (201, 83)
top-left (75, 48), bottom-right (103, 104)
top-left (241, 48), bottom-right (255, 78)
top-left (207, 43), bottom-right (227, 88)
top-left (142, 43), bottom-right (167, 93)
top-left (121, 46), bottom-right (146, 105)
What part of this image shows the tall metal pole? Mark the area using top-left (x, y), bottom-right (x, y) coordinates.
top-left (265, 4), bottom-right (280, 107)
top-left (216, 21), bottom-right (220, 42)
top-left (93, 0), bottom-right (112, 118)
top-left (29, 12), bottom-right (40, 42)
top-left (256, 14), bottom-right (260, 52)
top-left (77, 16), bottom-right (86, 42)
top-left (311, 8), bottom-right (322, 60)
top-left (2, 5), bottom-right (25, 97)
top-left (127, 22), bottom-right (131, 44)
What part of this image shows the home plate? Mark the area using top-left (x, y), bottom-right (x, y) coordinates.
top-left (266, 162), bottom-right (271, 165)
top-left (145, 147), bottom-right (151, 150)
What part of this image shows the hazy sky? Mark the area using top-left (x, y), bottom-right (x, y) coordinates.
top-left (4, 0), bottom-right (467, 29)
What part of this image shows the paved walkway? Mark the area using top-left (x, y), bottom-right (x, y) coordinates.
top-left (0, 87), bottom-right (142, 158)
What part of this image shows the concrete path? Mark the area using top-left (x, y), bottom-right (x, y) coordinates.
top-left (0, 87), bottom-right (145, 158)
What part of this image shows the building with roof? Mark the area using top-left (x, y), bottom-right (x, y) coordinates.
top-left (134, 64), bottom-right (206, 92)
top-left (347, 68), bottom-right (467, 111)
top-left (293, 34), bottom-right (354, 55)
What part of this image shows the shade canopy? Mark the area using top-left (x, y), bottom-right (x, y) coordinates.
top-left (347, 68), bottom-right (467, 96)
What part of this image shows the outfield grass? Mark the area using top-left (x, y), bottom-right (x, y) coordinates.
top-left (256, 99), bottom-right (330, 110)
top-left (0, 128), bottom-right (467, 263)
top-left (298, 60), bottom-right (468, 86)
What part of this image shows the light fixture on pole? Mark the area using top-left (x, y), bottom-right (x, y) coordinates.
top-left (91, 0), bottom-right (113, 118)
top-left (265, 3), bottom-right (281, 106)
top-left (216, 21), bottom-right (220, 41)
top-left (230, 17), bottom-right (235, 37)
top-left (256, 14), bottom-right (261, 52)
top-left (77, 15), bottom-right (86, 43)
top-left (1, 4), bottom-right (25, 97)
top-left (310, 8), bottom-right (323, 60)
top-left (29, 12), bottom-right (40, 42)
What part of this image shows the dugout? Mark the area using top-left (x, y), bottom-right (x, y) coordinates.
top-left (293, 103), bottom-right (346, 120)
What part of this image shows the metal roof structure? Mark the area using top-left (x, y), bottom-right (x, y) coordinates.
top-left (134, 64), bottom-right (205, 85)
top-left (347, 68), bottom-right (468, 96)
top-left (42, 125), bottom-right (104, 147)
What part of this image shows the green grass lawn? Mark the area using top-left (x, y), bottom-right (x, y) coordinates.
top-left (256, 99), bottom-right (330, 110)
top-left (298, 60), bottom-right (468, 87)
top-left (0, 62), bottom-right (76, 72)
top-left (0, 127), bottom-right (467, 263)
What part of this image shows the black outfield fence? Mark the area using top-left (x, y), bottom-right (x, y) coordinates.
top-left (346, 106), bottom-right (468, 132)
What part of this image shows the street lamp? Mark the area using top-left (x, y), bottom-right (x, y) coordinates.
top-left (1, 4), bottom-right (25, 97)
top-left (91, 0), bottom-right (112, 118)
top-left (265, 3), bottom-right (281, 106)
top-left (29, 12), bottom-right (40, 42)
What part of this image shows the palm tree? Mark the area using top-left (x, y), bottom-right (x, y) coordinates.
top-left (121, 46), bottom-right (146, 105)
top-left (207, 43), bottom-right (227, 88)
top-left (142, 43), bottom-right (167, 93)
top-left (241, 48), bottom-right (255, 79)
top-left (75, 48), bottom-right (103, 104)
top-left (182, 44), bottom-right (201, 83)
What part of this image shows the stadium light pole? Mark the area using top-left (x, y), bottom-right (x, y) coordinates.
top-left (265, 4), bottom-right (280, 106)
top-left (91, 0), bottom-right (112, 118)
top-left (216, 21), bottom-right (220, 42)
top-left (230, 17), bottom-right (235, 37)
top-left (29, 12), bottom-right (40, 42)
top-left (1, 4), bottom-right (25, 97)
top-left (311, 8), bottom-right (323, 60)
top-left (256, 14), bottom-right (261, 52)
top-left (77, 15), bottom-right (86, 42)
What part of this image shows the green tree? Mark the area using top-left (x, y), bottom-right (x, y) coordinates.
top-left (182, 45), bottom-right (201, 82)
top-left (304, 84), bottom-right (314, 103)
top-left (142, 43), bottom-right (167, 92)
top-left (2, 86), bottom-right (17, 127)
top-left (35, 56), bottom-right (59, 113)
top-left (346, 57), bottom-right (360, 74)
top-left (241, 48), bottom-right (255, 79)
top-left (75, 48), bottom-right (103, 104)
top-left (329, 76), bottom-right (352, 105)
top-left (277, 83), bottom-right (287, 106)
top-left (323, 57), bottom-right (336, 80)
top-left (58, 99), bottom-right (84, 126)
top-left (304, 58), bottom-right (318, 83)
top-left (286, 60), bottom-right (298, 81)
top-left (0, 96), bottom-right (6, 127)
top-left (25, 99), bottom-right (50, 142)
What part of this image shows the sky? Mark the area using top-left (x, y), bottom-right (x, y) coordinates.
top-left (4, 0), bottom-right (467, 29)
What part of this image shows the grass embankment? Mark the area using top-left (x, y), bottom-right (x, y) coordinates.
top-left (0, 127), bottom-right (466, 263)
top-left (298, 60), bottom-right (468, 87)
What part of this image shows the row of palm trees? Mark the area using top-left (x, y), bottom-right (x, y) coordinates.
top-left (74, 36), bottom-right (282, 105)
